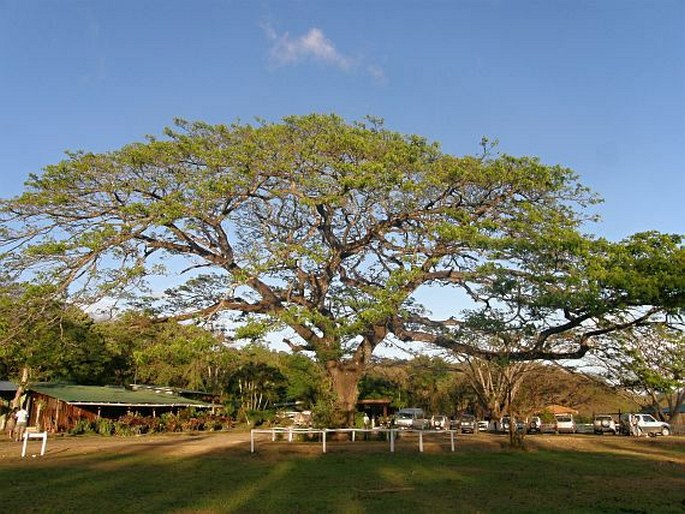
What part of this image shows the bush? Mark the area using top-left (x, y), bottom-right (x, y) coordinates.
top-left (95, 418), bottom-right (115, 435)
top-left (67, 409), bottom-right (232, 436)
top-left (69, 418), bottom-right (95, 435)
top-left (311, 398), bottom-right (346, 428)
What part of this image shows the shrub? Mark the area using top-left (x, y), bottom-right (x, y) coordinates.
top-left (69, 418), bottom-right (95, 435)
top-left (67, 409), bottom-right (232, 436)
top-left (95, 418), bottom-right (115, 435)
top-left (311, 398), bottom-right (345, 428)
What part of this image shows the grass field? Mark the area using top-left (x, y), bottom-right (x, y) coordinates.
top-left (1, 431), bottom-right (683, 513)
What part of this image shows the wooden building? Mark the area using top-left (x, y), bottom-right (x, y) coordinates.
top-left (27, 383), bottom-right (214, 433)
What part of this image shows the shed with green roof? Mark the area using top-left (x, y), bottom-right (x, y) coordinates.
top-left (28, 383), bottom-right (214, 432)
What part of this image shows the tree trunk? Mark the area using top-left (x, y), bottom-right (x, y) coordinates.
top-left (11, 366), bottom-right (30, 409)
top-left (508, 423), bottom-right (526, 449)
top-left (326, 360), bottom-right (364, 427)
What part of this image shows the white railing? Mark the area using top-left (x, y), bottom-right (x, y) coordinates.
top-left (250, 427), bottom-right (457, 454)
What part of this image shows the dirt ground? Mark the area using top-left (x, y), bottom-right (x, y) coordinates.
top-left (1, 430), bottom-right (683, 465)
top-left (0, 430), bottom-right (249, 461)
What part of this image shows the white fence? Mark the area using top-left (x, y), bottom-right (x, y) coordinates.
top-left (250, 427), bottom-right (457, 454)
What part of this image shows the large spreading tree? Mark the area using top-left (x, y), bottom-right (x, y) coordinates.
top-left (3, 113), bottom-right (670, 425)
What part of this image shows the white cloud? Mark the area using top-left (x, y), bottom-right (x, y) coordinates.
top-left (367, 64), bottom-right (387, 84)
top-left (264, 25), bottom-right (353, 71)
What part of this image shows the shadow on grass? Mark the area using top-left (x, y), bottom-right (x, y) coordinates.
top-left (1, 436), bottom-right (683, 514)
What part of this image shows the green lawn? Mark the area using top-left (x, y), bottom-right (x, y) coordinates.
top-left (1, 435), bottom-right (683, 513)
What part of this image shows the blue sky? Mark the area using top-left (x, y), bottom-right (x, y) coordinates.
top-left (1, 0), bottom-right (683, 241)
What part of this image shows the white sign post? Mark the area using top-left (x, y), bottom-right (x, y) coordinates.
top-left (22, 431), bottom-right (48, 458)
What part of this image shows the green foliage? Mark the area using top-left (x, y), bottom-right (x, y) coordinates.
top-left (68, 410), bottom-right (233, 437)
top-left (0, 282), bottom-right (128, 385)
top-left (359, 356), bottom-right (466, 414)
top-left (95, 312), bottom-right (230, 391)
top-left (310, 394), bottom-right (345, 428)
top-left (68, 418), bottom-right (95, 435)
top-left (224, 361), bottom-right (287, 413)
top-left (601, 323), bottom-right (685, 421)
top-left (280, 352), bottom-right (322, 406)
top-left (95, 418), bottom-right (116, 436)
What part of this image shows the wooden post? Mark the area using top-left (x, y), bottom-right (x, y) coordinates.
top-left (250, 429), bottom-right (255, 453)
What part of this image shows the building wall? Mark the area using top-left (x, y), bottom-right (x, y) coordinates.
top-left (29, 392), bottom-right (98, 432)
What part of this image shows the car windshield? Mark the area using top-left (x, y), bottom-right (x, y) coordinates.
top-left (556, 416), bottom-right (572, 422)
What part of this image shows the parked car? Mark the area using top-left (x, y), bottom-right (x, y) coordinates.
top-left (459, 414), bottom-right (477, 433)
top-left (412, 417), bottom-right (431, 430)
top-left (431, 414), bottom-right (450, 430)
top-left (619, 413), bottom-right (671, 436)
top-left (477, 420), bottom-right (490, 432)
top-left (528, 416), bottom-right (543, 433)
top-left (395, 408), bottom-right (425, 429)
top-left (593, 415), bottom-right (617, 435)
top-left (554, 415), bottom-right (577, 434)
top-left (499, 416), bottom-right (524, 433)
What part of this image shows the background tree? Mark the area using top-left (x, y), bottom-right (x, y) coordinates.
top-left (359, 356), bottom-right (470, 415)
top-left (596, 323), bottom-right (685, 422)
top-left (278, 352), bottom-right (323, 409)
top-left (224, 361), bottom-right (287, 422)
top-left (95, 313), bottom-right (231, 391)
top-left (218, 343), bottom-right (323, 423)
top-left (0, 282), bottom-right (120, 406)
top-left (463, 356), bottom-right (529, 423)
top-left (0, 114), bottom-right (604, 424)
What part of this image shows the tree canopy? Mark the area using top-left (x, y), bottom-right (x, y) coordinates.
top-left (1, 113), bottom-right (681, 424)
top-left (0, 283), bottom-right (117, 386)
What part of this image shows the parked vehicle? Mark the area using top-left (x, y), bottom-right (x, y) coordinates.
top-left (477, 420), bottom-right (490, 432)
top-left (554, 415), bottom-right (577, 434)
top-left (412, 417), bottom-right (431, 430)
top-left (431, 414), bottom-right (450, 430)
top-left (499, 416), bottom-right (524, 433)
top-left (394, 408), bottom-right (426, 429)
top-left (459, 414), bottom-right (477, 433)
top-left (619, 413), bottom-right (671, 436)
top-left (528, 416), bottom-right (543, 433)
top-left (593, 415), bottom-right (617, 435)
top-left (499, 416), bottom-right (511, 432)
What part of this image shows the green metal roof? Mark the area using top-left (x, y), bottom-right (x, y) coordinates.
top-left (30, 383), bottom-right (213, 407)
top-left (0, 380), bottom-right (17, 392)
